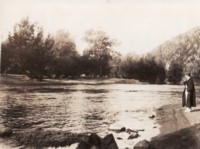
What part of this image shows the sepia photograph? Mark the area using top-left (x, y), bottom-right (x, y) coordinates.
top-left (0, 0), bottom-right (200, 148)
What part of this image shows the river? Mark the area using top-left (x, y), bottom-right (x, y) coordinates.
top-left (0, 77), bottom-right (199, 148)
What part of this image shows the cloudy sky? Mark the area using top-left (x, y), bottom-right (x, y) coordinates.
top-left (1, 0), bottom-right (200, 55)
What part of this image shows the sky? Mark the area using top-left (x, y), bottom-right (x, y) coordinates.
top-left (1, 0), bottom-right (200, 55)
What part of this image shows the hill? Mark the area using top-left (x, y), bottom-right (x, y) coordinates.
top-left (150, 26), bottom-right (200, 76)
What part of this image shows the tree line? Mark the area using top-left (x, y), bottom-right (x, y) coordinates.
top-left (1, 18), bottom-right (183, 84)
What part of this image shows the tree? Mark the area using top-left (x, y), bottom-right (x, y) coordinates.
top-left (51, 30), bottom-right (79, 78)
top-left (1, 41), bottom-right (14, 73)
top-left (139, 55), bottom-right (166, 84)
top-left (119, 54), bottom-right (166, 84)
top-left (167, 62), bottom-right (183, 84)
top-left (109, 51), bottom-right (121, 77)
top-left (119, 53), bottom-right (140, 79)
top-left (82, 29), bottom-right (118, 77)
top-left (3, 17), bottom-right (54, 81)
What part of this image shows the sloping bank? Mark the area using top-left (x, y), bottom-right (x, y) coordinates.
top-left (150, 104), bottom-right (200, 149)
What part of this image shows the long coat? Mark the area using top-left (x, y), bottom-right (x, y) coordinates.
top-left (182, 77), bottom-right (196, 107)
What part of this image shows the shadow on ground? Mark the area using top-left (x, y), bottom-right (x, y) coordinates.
top-left (150, 124), bottom-right (200, 149)
top-left (191, 109), bottom-right (200, 112)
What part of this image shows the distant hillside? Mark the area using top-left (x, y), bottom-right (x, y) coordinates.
top-left (150, 26), bottom-right (200, 76)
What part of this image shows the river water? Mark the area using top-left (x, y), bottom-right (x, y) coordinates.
top-left (0, 79), bottom-right (199, 148)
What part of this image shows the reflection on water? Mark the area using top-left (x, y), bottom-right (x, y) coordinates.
top-left (0, 83), bottom-right (199, 146)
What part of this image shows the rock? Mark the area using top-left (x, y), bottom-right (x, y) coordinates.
top-left (117, 137), bottom-right (123, 140)
top-left (89, 133), bottom-right (102, 146)
top-left (109, 124), bottom-right (125, 132)
top-left (127, 132), bottom-right (139, 140)
top-left (68, 143), bottom-right (79, 148)
top-left (126, 128), bottom-right (145, 134)
top-left (138, 129), bottom-right (145, 132)
top-left (126, 129), bottom-right (137, 134)
top-left (149, 115), bottom-right (155, 119)
top-left (119, 127), bottom-right (126, 132)
top-left (91, 145), bottom-right (100, 149)
top-left (115, 127), bottom-right (126, 133)
top-left (134, 140), bottom-right (150, 149)
top-left (0, 128), bottom-right (13, 137)
top-left (77, 133), bottom-right (102, 149)
top-left (101, 134), bottom-right (119, 149)
top-left (181, 136), bottom-right (188, 141)
top-left (77, 141), bottom-right (91, 149)
top-left (81, 135), bottom-right (90, 143)
top-left (78, 133), bottom-right (118, 149)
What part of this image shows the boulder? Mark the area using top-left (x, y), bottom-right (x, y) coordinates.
top-left (77, 133), bottom-right (101, 149)
top-left (77, 141), bottom-right (91, 149)
top-left (77, 133), bottom-right (118, 149)
top-left (101, 134), bottom-right (118, 149)
top-left (89, 133), bottom-right (102, 146)
top-left (134, 140), bottom-right (150, 149)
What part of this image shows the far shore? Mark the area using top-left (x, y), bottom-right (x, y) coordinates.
top-left (0, 74), bottom-right (144, 85)
top-left (1, 74), bottom-right (200, 86)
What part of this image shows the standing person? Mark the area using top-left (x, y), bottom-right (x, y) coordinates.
top-left (182, 73), bottom-right (196, 112)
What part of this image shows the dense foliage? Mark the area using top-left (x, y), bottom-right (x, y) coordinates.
top-left (120, 54), bottom-right (166, 84)
top-left (50, 30), bottom-right (79, 78)
top-left (167, 62), bottom-right (183, 84)
top-left (2, 17), bottom-right (199, 84)
top-left (81, 29), bottom-right (119, 77)
top-left (2, 18), bottom-right (54, 81)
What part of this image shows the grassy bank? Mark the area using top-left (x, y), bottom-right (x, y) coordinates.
top-left (0, 74), bottom-right (141, 86)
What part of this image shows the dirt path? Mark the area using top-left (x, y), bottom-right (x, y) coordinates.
top-left (150, 104), bottom-right (200, 149)
top-left (156, 105), bottom-right (190, 135)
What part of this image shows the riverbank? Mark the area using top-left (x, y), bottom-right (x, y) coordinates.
top-left (150, 103), bottom-right (200, 149)
top-left (91, 103), bottom-right (200, 149)
top-left (0, 74), bottom-right (141, 86)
